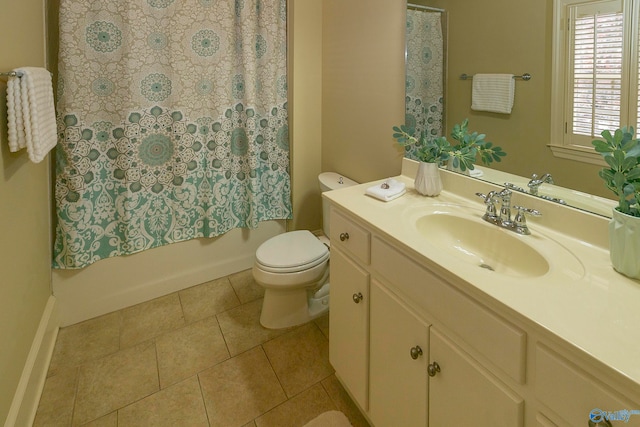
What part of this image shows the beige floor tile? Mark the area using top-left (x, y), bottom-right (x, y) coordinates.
top-left (313, 313), bottom-right (329, 339)
top-left (120, 293), bottom-right (184, 348)
top-left (33, 367), bottom-right (78, 427)
top-left (179, 277), bottom-right (241, 323)
top-left (322, 375), bottom-right (370, 427)
top-left (73, 341), bottom-right (159, 425)
top-left (262, 323), bottom-right (334, 397)
top-left (228, 269), bottom-right (264, 303)
top-left (80, 412), bottom-right (117, 427)
top-left (199, 346), bottom-right (287, 427)
top-left (216, 299), bottom-right (291, 356)
top-left (156, 316), bottom-right (230, 388)
top-left (118, 376), bottom-right (208, 427)
top-left (254, 383), bottom-right (336, 427)
top-left (48, 312), bottom-right (120, 376)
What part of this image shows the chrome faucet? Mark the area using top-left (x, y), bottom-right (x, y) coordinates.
top-left (497, 188), bottom-right (513, 225)
top-left (476, 185), bottom-right (541, 235)
top-left (527, 173), bottom-right (554, 196)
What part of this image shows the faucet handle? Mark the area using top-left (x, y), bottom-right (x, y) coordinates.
top-left (475, 191), bottom-right (495, 203)
top-left (475, 192), bottom-right (499, 222)
top-left (512, 205), bottom-right (542, 235)
top-left (514, 205), bottom-right (541, 217)
top-left (528, 173), bottom-right (554, 196)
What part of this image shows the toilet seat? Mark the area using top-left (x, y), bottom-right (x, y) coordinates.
top-left (255, 230), bottom-right (329, 273)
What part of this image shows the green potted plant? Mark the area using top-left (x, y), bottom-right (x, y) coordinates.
top-left (447, 119), bottom-right (507, 172)
top-left (392, 119), bottom-right (507, 195)
top-left (592, 126), bottom-right (640, 279)
top-left (392, 126), bottom-right (452, 196)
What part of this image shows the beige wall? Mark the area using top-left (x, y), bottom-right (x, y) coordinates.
top-left (431, 0), bottom-right (608, 198)
top-left (290, 0), bottom-right (323, 231)
top-left (322, 0), bottom-right (406, 184)
top-left (0, 0), bottom-right (52, 422)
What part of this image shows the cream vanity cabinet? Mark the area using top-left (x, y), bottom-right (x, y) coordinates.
top-left (330, 206), bottom-right (525, 427)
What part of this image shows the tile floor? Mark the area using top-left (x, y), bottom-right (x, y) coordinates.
top-left (33, 269), bottom-right (370, 427)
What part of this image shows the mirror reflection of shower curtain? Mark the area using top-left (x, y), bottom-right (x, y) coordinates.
top-left (405, 8), bottom-right (444, 150)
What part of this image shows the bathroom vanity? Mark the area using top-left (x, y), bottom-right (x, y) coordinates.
top-left (325, 160), bottom-right (640, 427)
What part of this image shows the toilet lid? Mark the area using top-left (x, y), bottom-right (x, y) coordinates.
top-left (256, 230), bottom-right (329, 273)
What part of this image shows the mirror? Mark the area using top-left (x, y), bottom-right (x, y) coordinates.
top-left (405, 3), bottom-right (446, 143)
top-left (405, 0), bottom-right (619, 218)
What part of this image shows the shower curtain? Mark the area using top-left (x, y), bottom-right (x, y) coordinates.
top-left (53, 0), bottom-right (291, 269)
top-left (404, 8), bottom-right (444, 159)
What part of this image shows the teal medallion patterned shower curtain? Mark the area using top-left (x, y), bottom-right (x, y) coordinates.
top-left (53, 0), bottom-right (291, 269)
top-left (404, 8), bottom-right (444, 159)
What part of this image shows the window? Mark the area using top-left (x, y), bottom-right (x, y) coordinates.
top-left (550, 0), bottom-right (640, 164)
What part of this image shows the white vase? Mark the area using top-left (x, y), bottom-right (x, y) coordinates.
top-left (414, 162), bottom-right (442, 196)
top-left (609, 208), bottom-right (640, 280)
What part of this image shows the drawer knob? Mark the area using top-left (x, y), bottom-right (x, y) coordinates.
top-left (352, 292), bottom-right (363, 303)
top-left (427, 361), bottom-right (441, 377)
top-left (410, 345), bottom-right (423, 360)
top-left (339, 232), bottom-right (350, 241)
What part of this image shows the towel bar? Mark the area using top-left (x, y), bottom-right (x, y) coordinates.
top-left (460, 73), bottom-right (531, 81)
top-left (0, 71), bottom-right (25, 78)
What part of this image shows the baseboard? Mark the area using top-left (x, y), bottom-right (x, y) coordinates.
top-left (4, 296), bottom-right (59, 427)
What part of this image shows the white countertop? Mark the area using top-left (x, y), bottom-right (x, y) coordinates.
top-left (324, 161), bottom-right (640, 391)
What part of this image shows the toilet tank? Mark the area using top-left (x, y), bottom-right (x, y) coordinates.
top-left (319, 172), bottom-right (358, 237)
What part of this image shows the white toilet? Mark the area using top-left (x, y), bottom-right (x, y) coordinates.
top-left (252, 172), bottom-right (358, 329)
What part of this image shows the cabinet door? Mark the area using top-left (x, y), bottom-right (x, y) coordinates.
top-left (369, 280), bottom-right (429, 427)
top-left (429, 328), bottom-right (524, 427)
top-left (535, 343), bottom-right (637, 427)
top-left (329, 247), bottom-right (370, 410)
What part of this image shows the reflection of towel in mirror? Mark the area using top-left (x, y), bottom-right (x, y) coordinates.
top-left (6, 67), bottom-right (57, 163)
top-left (366, 179), bottom-right (406, 202)
top-left (471, 74), bottom-right (515, 114)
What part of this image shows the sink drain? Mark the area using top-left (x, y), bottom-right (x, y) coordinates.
top-left (479, 263), bottom-right (495, 271)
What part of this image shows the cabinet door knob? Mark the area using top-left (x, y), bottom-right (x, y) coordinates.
top-left (339, 232), bottom-right (350, 241)
top-left (352, 292), bottom-right (363, 303)
top-left (410, 345), bottom-right (423, 360)
top-left (589, 419), bottom-right (613, 427)
top-left (427, 361), bottom-right (441, 377)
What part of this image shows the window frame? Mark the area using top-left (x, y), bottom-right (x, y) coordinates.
top-left (550, 0), bottom-right (640, 165)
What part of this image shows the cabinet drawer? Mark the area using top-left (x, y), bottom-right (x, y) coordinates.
top-left (372, 236), bottom-right (526, 383)
top-left (535, 344), bottom-right (636, 426)
top-left (330, 208), bottom-right (370, 265)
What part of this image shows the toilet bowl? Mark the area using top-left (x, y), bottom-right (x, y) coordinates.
top-left (253, 172), bottom-right (358, 329)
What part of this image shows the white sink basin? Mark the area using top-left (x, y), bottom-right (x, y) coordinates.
top-left (404, 204), bottom-right (585, 281)
top-left (415, 213), bottom-right (549, 278)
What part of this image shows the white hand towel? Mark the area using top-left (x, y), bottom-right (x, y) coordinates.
top-left (366, 178), bottom-right (406, 202)
top-left (471, 74), bottom-right (515, 114)
top-left (6, 67), bottom-right (57, 163)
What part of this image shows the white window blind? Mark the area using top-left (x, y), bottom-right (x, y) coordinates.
top-left (551, 0), bottom-right (640, 164)
top-left (568, 1), bottom-right (624, 146)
